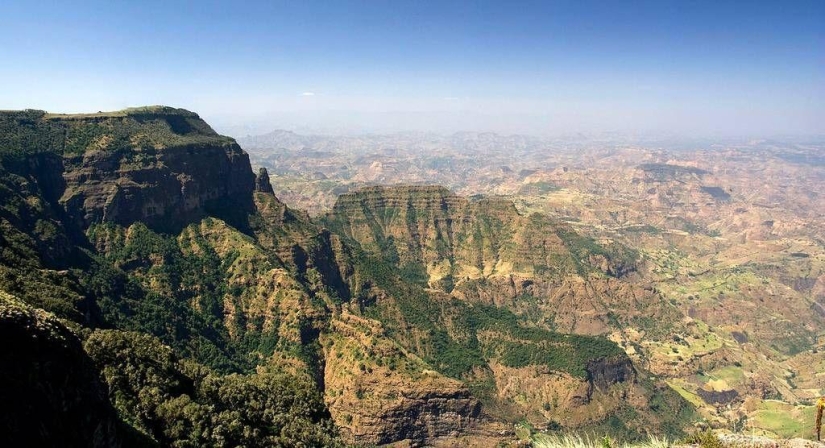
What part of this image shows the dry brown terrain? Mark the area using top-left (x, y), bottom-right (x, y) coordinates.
top-left (243, 131), bottom-right (825, 437)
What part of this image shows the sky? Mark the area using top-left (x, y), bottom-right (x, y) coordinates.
top-left (0, 0), bottom-right (823, 137)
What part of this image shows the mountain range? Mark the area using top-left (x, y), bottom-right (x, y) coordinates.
top-left (1, 106), bottom-right (820, 446)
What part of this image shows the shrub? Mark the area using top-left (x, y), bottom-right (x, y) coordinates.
top-left (681, 429), bottom-right (723, 448)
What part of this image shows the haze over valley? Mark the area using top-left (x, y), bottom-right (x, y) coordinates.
top-left (1, 1), bottom-right (824, 447)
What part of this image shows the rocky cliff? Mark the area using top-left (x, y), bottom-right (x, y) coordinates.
top-left (255, 167), bottom-right (276, 194)
top-left (321, 312), bottom-right (490, 445)
top-left (0, 107), bottom-right (255, 232)
top-left (325, 185), bottom-right (676, 337)
top-left (329, 185), bottom-right (579, 285)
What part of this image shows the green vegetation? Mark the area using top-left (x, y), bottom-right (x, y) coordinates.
top-left (354, 250), bottom-right (624, 379)
top-left (0, 110), bottom-right (66, 158)
top-left (666, 380), bottom-right (704, 407)
top-left (490, 335), bottom-right (622, 377)
top-left (0, 151), bottom-right (93, 320)
top-left (85, 330), bottom-right (340, 447)
top-left (86, 222), bottom-right (246, 373)
top-left (708, 366), bottom-right (746, 387)
top-left (0, 290), bottom-right (340, 447)
top-left (0, 292), bottom-right (129, 447)
top-left (622, 225), bottom-right (662, 235)
top-left (750, 401), bottom-right (816, 438)
top-left (681, 429), bottom-right (724, 448)
top-left (520, 181), bottom-right (561, 195)
top-left (0, 107), bottom-right (235, 159)
top-left (533, 433), bottom-right (669, 448)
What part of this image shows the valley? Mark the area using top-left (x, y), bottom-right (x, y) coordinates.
top-left (240, 130), bottom-right (825, 439)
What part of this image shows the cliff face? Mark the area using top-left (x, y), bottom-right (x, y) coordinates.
top-left (587, 356), bottom-right (636, 392)
top-left (489, 360), bottom-right (636, 429)
top-left (329, 185), bottom-right (571, 285)
top-left (321, 312), bottom-right (489, 445)
top-left (325, 185), bottom-right (676, 337)
top-left (1, 107), bottom-right (255, 233)
top-left (255, 167), bottom-right (276, 194)
top-left (61, 142), bottom-right (254, 231)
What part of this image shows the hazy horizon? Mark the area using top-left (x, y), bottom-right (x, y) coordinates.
top-left (1, 0), bottom-right (823, 138)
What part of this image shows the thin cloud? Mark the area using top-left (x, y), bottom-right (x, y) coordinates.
top-left (300, 92), bottom-right (316, 96)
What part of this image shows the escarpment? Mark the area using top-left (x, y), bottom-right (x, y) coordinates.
top-left (327, 185), bottom-right (638, 286)
top-left (60, 141), bottom-right (254, 231)
top-left (325, 185), bottom-right (678, 337)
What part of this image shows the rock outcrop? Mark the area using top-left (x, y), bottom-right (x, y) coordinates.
top-left (322, 312), bottom-right (489, 446)
top-left (255, 167), bottom-right (275, 194)
top-left (586, 356), bottom-right (636, 392)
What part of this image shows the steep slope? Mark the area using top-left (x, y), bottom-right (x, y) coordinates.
top-left (0, 291), bottom-right (124, 447)
top-left (0, 107), bottom-right (344, 445)
top-left (324, 185), bottom-right (694, 437)
top-left (324, 185), bottom-right (679, 337)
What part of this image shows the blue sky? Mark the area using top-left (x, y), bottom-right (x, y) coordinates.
top-left (0, 1), bottom-right (822, 136)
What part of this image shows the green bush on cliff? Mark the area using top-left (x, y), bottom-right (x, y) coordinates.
top-left (0, 110), bottom-right (64, 158)
top-left (85, 223), bottom-right (245, 373)
top-left (0, 108), bottom-right (236, 159)
top-left (680, 429), bottom-right (723, 448)
top-left (470, 302), bottom-right (624, 377)
top-left (355, 250), bottom-right (625, 380)
top-left (85, 330), bottom-right (341, 447)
